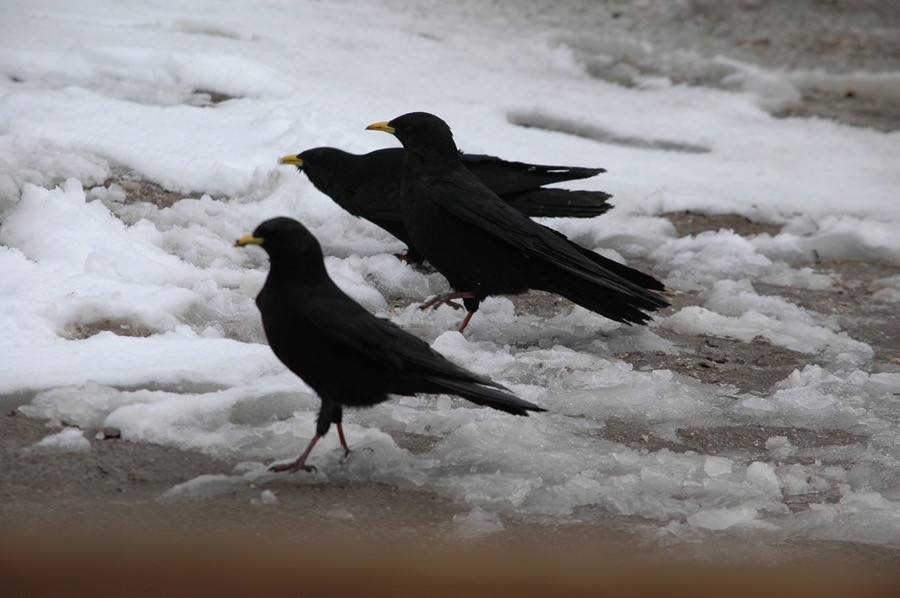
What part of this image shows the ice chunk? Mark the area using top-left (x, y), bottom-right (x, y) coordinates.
top-left (704, 456), bottom-right (733, 478)
top-left (160, 474), bottom-right (247, 501)
top-left (765, 436), bottom-right (794, 458)
top-left (687, 506), bottom-right (770, 531)
top-left (25, 427), bottom-right (91, 454)
top-left (450, 507), bottom-right (505, 539)
top-left (746, 462), bottom-right (781, 496)
top-left (665, 304), bottom-right (872, 360)
top-left (739, 396), bottom-right (776, 412)
top-left (20, 381), bottom-right (124, 428)
top-left (252, 490), bottom-right (278, 506)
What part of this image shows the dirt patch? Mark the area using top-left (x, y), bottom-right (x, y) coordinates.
top-left (60, 318), bottom-right (155, 340)
top-left (664, 210), bottom-right (782, 237)
top-left (675, 424), bottom-right (865, 455)
top-left (108, 178), bottom-right (186, 208)
top-left (191, 89), bottom-right (236, 105)
top-left (774, 88), bottom-right (900, 134)
top-left (596, 418), bottom-right (865, 461)
top-left (622, 333), bottom-right (812, 393)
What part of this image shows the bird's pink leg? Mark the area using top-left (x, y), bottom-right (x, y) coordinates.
top-left (458, 310), bottom-right (476, 333)
top-left (336, 423), bottom-right (351, 459)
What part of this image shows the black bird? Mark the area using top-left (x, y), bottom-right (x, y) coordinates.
top-left (280, 147), bottom-right (612, 263)
top-left (366, 112), bottom-right (669, 333)
top-left (235, 217), bottom-right (545, 473)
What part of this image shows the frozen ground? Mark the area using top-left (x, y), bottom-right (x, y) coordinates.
top-left (1, 0), bottom-right (899, 565)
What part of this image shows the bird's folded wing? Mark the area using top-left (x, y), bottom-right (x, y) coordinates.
top-left (430, 175), bottom-right (650, 296)
top-left (429, 174), bottom-right (546, 252)
top-left (303, 292), bottom-right (490, 382)
top-left (300, 295), bottom-right (409, 370)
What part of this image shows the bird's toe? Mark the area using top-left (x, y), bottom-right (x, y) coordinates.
top-left (269, 460), bottom-right (317, 474)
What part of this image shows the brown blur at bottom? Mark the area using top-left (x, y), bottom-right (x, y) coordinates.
top-left (2, 530), bottom-right (898, 598)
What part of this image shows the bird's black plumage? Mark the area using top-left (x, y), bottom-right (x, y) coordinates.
top-left (280, 147), bottom-right (612, 262)
top-left (366, 112), bottom-right (669, 332)
top-left (235, 216), bottom-right (544, 472)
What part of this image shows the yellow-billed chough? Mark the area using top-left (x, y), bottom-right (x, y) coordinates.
top-left (367, 112), bottom-right (668, 333)
top-left (280, 147), bottom-right (612, 263)
top-left (235, 216), bottom-right (545, 473)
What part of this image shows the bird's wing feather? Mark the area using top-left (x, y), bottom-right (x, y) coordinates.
top-left (301, 287), bottom-right (498, 384)
top-left (459, 152), bottom-right (605, 194)
top-left (301, 292), bottom-right (410, 371)
top-left (429, 172), bottom-right (665, 299)
top-left (429, 172), bottom-right (546, 252)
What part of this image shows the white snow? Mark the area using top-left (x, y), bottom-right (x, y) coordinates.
top-left (2, 0), bottom-right (899, 557)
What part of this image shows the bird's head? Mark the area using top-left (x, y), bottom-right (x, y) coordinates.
top-left (279, 147), bottom-right (351, 174)
top-left (366, 112), bottom-right (458, 165)
top-left (235, 217), bottom-right (325, 273)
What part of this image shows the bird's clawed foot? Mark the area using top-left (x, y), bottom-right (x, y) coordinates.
top-left (269, 459), bottom-right (318, 474)
top-left (269, 433), bottom-right (322, 474)
top-left (421, 297), bottom-right (463, 311)
top-left (419, 292), bottom-right (477, 312)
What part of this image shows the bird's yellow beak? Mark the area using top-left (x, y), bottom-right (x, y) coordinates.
top-left (234, 234), bottom-right (264, 248)
top-left (279, 154), bottom-right (304, 168)
top-left (365, 121), bottom-right (395, 134)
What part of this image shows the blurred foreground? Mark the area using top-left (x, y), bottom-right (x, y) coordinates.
top-left (3, 527), bottom-right (900, 597)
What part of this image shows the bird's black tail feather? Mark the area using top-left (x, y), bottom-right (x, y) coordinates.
top-left (558, 282), bottom-right (663, 325)
top-left (503, 189), bottom-right (613, 219)
top-left (543, 267), bottom-right (669, 326)
top-left (542, 225), bottom-right (667, 292)
top-left (427, 376), bottom-right (546, 416)
top-left (534, 237), bottom-right (670, 325)
top-left (569, 242), bottom-right (666, 291)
